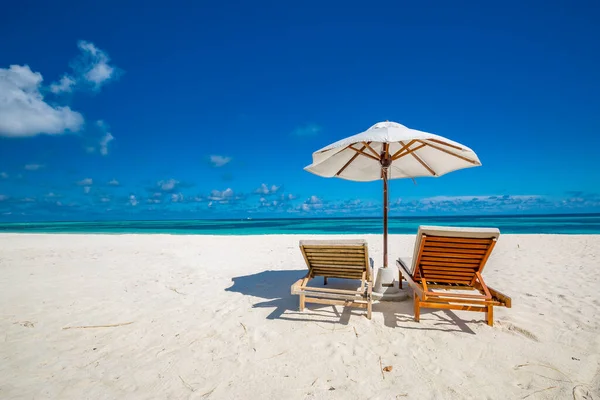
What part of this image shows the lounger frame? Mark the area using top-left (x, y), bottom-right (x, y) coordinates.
top-left (291, 240), bottom-right (373, 319)
top-left (397, 228), bottom-right (511, 326)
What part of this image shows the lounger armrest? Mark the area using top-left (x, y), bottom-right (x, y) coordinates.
top-left (396, 257), bottom-right (412, 277)
top-left (396, 259), bottom-right (424, 299)
top-left (488, 286), bottom-right (512, 308)
top-left (290, 278), bottom-right (305, 295)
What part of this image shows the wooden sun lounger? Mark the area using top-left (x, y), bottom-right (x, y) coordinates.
top-left (291, 240), bottom-right (373, 319)
top-left (396, 226), bottom-right (511, 326)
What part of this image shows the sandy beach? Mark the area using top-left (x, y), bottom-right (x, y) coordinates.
top-left (1, 233), bottom-right (599, 399)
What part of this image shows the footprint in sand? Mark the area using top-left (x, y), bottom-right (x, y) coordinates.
top-left (496, 321), bottom-right (539, 342)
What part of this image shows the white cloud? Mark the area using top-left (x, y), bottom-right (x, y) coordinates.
top-left (0, 65), bottom-right (84, 137)
top-left (0, 195), bottom-right (8, 201)
top-left (208, 188), bottom-right (236, 202)
top-left (0, 172), bottom-right (8, 179)
top-left (83, 186), bottom-right (91, 194)
top-left (99, 132), bottom-right (114, 155)
top-left (75, 41), bottom-right (118, 89)
top-left (49, 75), bottom-right (76, 94)
top-left (100, 197), bottom-right (111, 203)
top-left (292, 123), bottom-right (322, 137)
top-left (209, 155), bottom-right (232, 167)
top-left (45, 192), bottom-right (59, 198)
top-left (108, 179), bottom-right (119, 186)
top-left (129, 194), bottom-right (138, 206)
top-left (24, 163), bottom-right (44, 171)
top-left (85, 120), bottom-right (115, 156)
top-left (255, 184), bottom-right (280, 195)
top-left (147, 198), bottom-right (161, 204)
top-left (158, 179), bottom-right (179, 192)
top-left (77, 178), bottom-right (93, 186)
top-left (390, 194), bottom-right (550, 214)
top-left (171, 193), bottom-right (184, 202)
top-left (300, 195), bottom-right (324, 212)
top-left (307, 195), bottom-right (322, 205)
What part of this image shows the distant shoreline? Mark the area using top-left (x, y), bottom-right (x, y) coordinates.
top-left (1, 214), bottom-right (599, 235)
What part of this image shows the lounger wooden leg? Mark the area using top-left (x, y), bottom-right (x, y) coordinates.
top-left (414, 292), bottom-right (420, 322)
top-left (299, 294), bottom-right (305, 312)
top-left (366, 281), bottom-right (372, 320)
top-left (486, 305), bottom-right (493, 326)
top-left (324, 277), bottom-right (328, 285)
top-left (398, 270), bottom-right (403, 290)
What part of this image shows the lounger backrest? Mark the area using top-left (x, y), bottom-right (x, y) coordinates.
top-left (299, 240), bottom-right (370, 281)
top-left (410, 226), bottom-right (500, 284)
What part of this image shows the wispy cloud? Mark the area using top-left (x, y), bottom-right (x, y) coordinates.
top-left (128, 194), bottom-right (138, 206)
top-left (208, 188), bottom-right (234, 202)
top-left (209, 155), bottom-right (232, 167)
top-left (85, 120), bottom-right (114, 156)
top-left (77, 41), bottom-right (118, 88)
top-left (389, 194), bottom-right (554, 214)
top-left (49, 75), bottom-right (76, 94)
top-left (76, 178), bottom-right (93, 186)
top-left (51, 40), bottom-right (120, 94)
top-left (254, 183), bottom-right (280, 195)
top-left (24, 163), bottom-right (45, 171)
top-left (157, 179), bottom-right (179, 192)
top-left (171, 193), bottom-right (184, 203)
top-left (0, 172), bottom-right (8, 179)
top-left (108, 179), bottom-right (119, 186)
top-left (291, 123), bottom-right (322, 137)
top-left (300, 195), bottom-right (324, 212)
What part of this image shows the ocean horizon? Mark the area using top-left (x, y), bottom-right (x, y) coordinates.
top-left (1, 213), bottom-right (599, 235)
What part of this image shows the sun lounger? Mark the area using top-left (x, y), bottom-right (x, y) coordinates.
top-left (291, 240), bottom-right (373, 319)
top-left (396, 226), bottom-right (511, 326)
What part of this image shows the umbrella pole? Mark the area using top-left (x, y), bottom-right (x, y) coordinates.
top-left (383, 170), bottom-right (388, 268)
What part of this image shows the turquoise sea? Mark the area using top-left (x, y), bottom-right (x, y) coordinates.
top-left (0, 214), bottom-right (599, 234)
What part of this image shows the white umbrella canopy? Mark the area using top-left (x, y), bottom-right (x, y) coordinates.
top-left (304, 121), bottom-right (482, 269)
top-left (305, 121), bottom-right (481, 180)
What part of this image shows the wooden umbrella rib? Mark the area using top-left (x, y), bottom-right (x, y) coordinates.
top-left (362, 142), bottom-right (381, 159)
top-left (336, 145), bottom-right (365, 176)
top-left (411, 152), bottom-right (437, 176)
top-left (418, 140), bottom-right (480, 165)
top-left (348, 145), bottom-right (380, 161)
top-left (391, 140), bottom-right (416, 159)
top-left (397, 140), bottom-right (437, 176)
top-left (392, 143), bottom-right (426, 160)
top-left (427, 138), bottom-right (464, 150)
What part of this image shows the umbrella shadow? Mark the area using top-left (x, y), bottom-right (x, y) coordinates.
top-left (225, 269), bottom-right (369, 325)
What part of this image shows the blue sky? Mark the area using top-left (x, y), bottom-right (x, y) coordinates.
top-left (1, 0), bottom-right (599, 221)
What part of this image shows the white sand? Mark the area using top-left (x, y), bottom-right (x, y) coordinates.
top-left (1, 233), bottom-right (599, 399)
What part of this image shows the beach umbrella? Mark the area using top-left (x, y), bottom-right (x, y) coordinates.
top-left (304, 121), bottom-right (481, 269)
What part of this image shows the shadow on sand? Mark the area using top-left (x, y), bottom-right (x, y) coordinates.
top-left (226, 269), bottom-right (475, 333)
